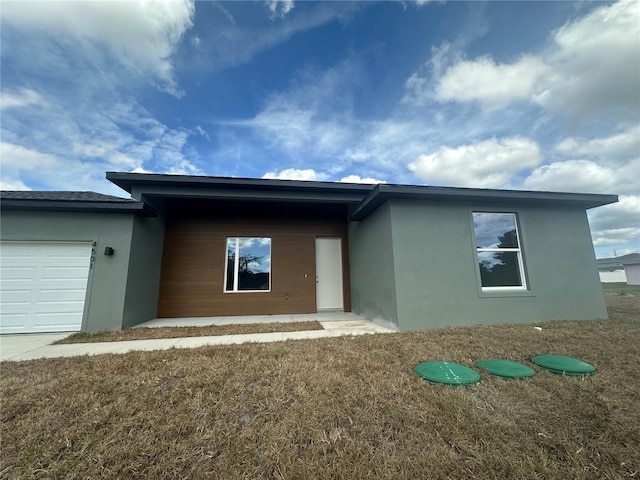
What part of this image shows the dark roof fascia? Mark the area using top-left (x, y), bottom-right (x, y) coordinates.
top-left (349, 184), bottom-right (618, 221)
top-left (597, 261), bottom-right (624, 270)
top-left (134, 185), bottom-right (368, 207)
top-left (619, 254), bottom-right (640, 265)
top-left (0, 199), bottom-right (157, 217)
top-left (106, 172), bottom-right (374, 199)
top-left (106, 172), bottom-right (618, 220)
top-left (597, 253), bottom-right (640, 266)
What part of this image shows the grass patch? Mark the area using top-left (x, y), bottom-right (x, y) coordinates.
top-left (55, 321), bottom-right (324, 344)
top-left (2, 296), bottom-right (639, 479)
top-left (601, 282), bottom-right (640, 296)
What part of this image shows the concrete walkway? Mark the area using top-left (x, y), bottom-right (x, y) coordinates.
top-left (134, 311), bottom-right (373, 328)
top-left (0, 317), bottom-right (395, 362)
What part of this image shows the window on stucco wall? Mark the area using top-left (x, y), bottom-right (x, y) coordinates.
top-left (472, 212), bottom-right (527, 291)
top-left (224, 237), bottom-right (271, 292)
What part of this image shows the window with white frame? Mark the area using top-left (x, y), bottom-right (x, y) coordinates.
top-left (472, 212), bottom-right (526, 290)
top-left (225, 237), bottom-right (271, 292)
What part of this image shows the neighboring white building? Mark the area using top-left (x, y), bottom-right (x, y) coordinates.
top-left (599, 269), bottom-right (627, 283)
top-left (597, 253), bottom-right (640, 284)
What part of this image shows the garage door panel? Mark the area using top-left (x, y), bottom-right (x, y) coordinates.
top-left (42, 266), bottom-right (90, 280)
top-left (39, 277), bottom-right (90, 287)
top-left (1, 279), bottom-right (36, 291)
top-left (38, 289), bottom-right (87, 303)
top-left (42, 255), bottom-right (91, 265)
top-left (1, 242), bottom-right (91, 334)
top-left (1, 266), bottom-right (37, 280)
top-left (33, 312), bottom-right (83, 331)
top-left (45, 243), bottom-right (88, 254)
top-left (0, 289), bottom-right (32, 305)
top-left (1, 245), bottom-right (38, 257)
top-left (0, 314), bottom-right (28, 332)
top-left (35, 300), bottom-right (85, 313)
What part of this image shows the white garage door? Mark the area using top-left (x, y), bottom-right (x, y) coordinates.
top-left (0, 241), bottom-right (92, 334)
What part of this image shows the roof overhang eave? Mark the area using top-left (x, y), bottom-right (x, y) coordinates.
top-left (107, 171), bottom-right (374, 196)
top-left (349, 185), bottom-right (618, 221)
top-left (0, 199), bottom-right (157, 217)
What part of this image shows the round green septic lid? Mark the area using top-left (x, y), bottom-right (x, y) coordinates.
top-left (531, 355), bottom-right (596, 376)
top-left (414, 361), bottom-right (481, 386)
top-left (476, 359), bottom-right (535, 379)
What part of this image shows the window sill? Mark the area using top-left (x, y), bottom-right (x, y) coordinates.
top-left (224, 290), bottom-right (271, 294)
top-left (478, 288), bottom-right (535, 298)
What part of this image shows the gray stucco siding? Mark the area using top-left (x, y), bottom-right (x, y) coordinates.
top-left (390, 200), bottom-right (480, 331)
top-left (514, 206), bottom-right (607, 320)
top-left (348, 202), bottom-right (399, 329)
top-left (121, 214), bottom-right (165, 328)
top-left (1, 210), bottom-right (135, 332)
top-left (366, 200), bottom-right (607, 331)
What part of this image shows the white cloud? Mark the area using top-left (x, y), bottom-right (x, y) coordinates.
top-left (553, 126), bottom-right (640, 164)
top-left (262, 170), bottom-right (386, 184)
top-left (262, 168), bottom-right (318, 181)
top-left (408, 137), bottom-right (542, 188)
top-left (107, 152), bottom-right (140, 169)
top-left (232, 58), bottom-right (465, 183)
top-left (72, 141), bottom-right (116, 158)
top-left (524, 160), bottom-right (615, 194)
top-left (195, 125), bottom-right (210, 141)
top-left (191, 2), bottom-right (361, 74)
top-left (535, 0), bottom-right (640, 120)
top-left (410, 1), bottom-right (639, 121)
top-left (266, 0), bottom-right (295, 19)
top-left (0, 1), bottom-right (195, 96)
top-left (433, 55), bottom-right (548, 110)
top-left (0, 143), bottom-right (59, 170)
top-left (589, 195), bottom-right (640, 248)
top-left (0, 179), bottom-right (31, 191)
top-left (233, 60), bottom-right (366, 166)
top-left (0, 88), bottom-right (45, 110)
top-left (0, 142), bottom-right (109, 193)
top-left (0, 95), bottom-right (203, 193)
top-left (339, 175), bottom-right (386, 184)
top-left (231, 54), bottom-right (534, 186)
top-left (403, 43), bottom-right (455, 106)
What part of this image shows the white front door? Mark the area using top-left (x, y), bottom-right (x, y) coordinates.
top-left (315, 237), bottom-right (344, 311)
top-left (0, 241), bottom-right (92, 334)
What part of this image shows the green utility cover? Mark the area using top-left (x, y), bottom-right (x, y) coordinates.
top-left (531, 355), bottom-right (596, 376)
top-left (476, 359), bottom-right (535, 379)
top-left (414, 361), bottom-right (481, 386)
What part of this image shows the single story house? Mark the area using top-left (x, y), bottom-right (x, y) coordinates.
top-left (0, 172), bottom-right (618, 334)
top-left (597, 253), bottom-right (640, 285)
top-left (597, 257), bottom-right (627, 283)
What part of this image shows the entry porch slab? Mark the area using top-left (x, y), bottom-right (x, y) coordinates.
top-left (134, 311), bottom-right (387, 329)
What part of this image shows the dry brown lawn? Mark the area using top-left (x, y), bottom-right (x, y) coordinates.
top-left (2, 295), bottom-right (639, 479)
top-left (55, 321), bottom-right (324, 344)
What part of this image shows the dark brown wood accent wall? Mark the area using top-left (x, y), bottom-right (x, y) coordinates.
top-left (157, 199), bottom-right (351, 318)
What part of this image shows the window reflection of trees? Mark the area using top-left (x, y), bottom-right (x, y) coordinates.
top-left (225, 238), bottom-right (271, 291)
top-left (478, 229), bottom-right (522, 287)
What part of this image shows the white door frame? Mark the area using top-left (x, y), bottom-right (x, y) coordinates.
top-left (315, 237), bottom-right (344, 311)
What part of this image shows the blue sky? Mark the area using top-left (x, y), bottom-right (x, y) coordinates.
top-left (1, 0), bottom-right (638, 258)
